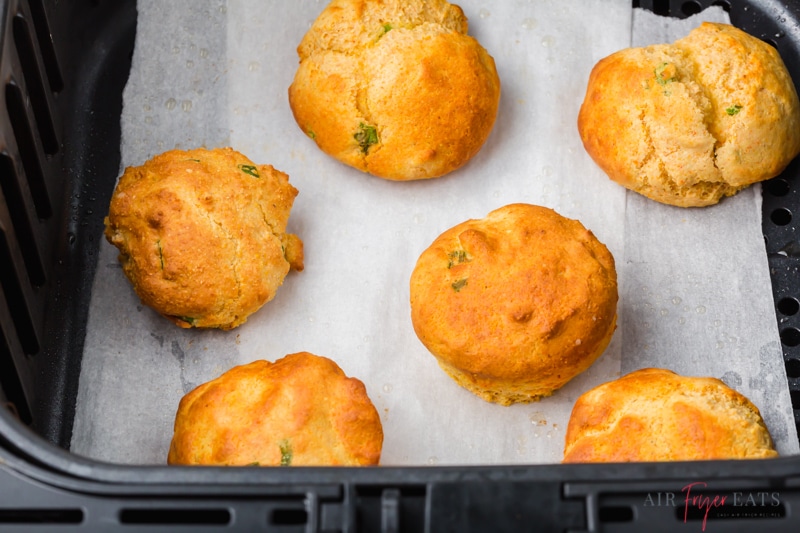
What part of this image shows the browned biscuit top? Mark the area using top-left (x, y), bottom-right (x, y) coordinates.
top-left (289, 0), bottom-right (500, 180)
top-left (578, 22), bottom-right (800, 207)
top-left (410, 204), bottom-right (618, 404)
top-left (167, 352), bottom-right (383, 466)
top-left (104, 147), bottom-right (303, 329)
top-left (562, 368), bottom-right (778, 462)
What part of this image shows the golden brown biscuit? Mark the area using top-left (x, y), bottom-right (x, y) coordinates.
top-left (563, 368), bottom-right (778, 462)
top-left (578, 22), bottom-right (800, 207)
top-left (167, 352), bottom-right (383, 466)
top-left (104, 147), bottom-right (303, 330)
top-left (288, 0), bottom-right (501, 180)
top-left (409, 203), bottom-right (618, 405)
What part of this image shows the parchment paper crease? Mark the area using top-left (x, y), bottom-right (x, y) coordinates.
top-left (71, 1), bottom-right (799, 464)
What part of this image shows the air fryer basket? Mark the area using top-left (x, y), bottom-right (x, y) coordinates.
top-left (3, 0), bottom-right (800, 531)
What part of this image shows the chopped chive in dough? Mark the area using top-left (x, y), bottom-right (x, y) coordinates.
top-left (381, 22), bottom-right (393, 34)
top-left (354, 123), bottom-right (379, 154)
top-left (238, 164), bottom-right (260, 178)
top-left (185, 158), bottom-right (201, 163)
top-left (726, 104), bottom-right (742, 116)
top-left (177, 316), bottom-right (197, 326)
top-left (156, 240), bottom-right (164, 270)
top-left (654, 62), bottom-right (676, 85)
top-left (447, 250), bottom-right (469, 269)
top-left (246, 462), bottom-right (260, 466)
top-left (451, 278), bottom-right (468, 292)
top-left (279, 440), bottom-right (293, 466)
top-left (306, 129), bottom-right (316, 140)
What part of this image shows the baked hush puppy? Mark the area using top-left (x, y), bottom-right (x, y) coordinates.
top-left (562, 368), bottom-right (778, 462)
top-left (288, 0), bottom-right (501, 180)
top-left (104, 147), bottom-right (304, 330)
top-left (167, 352), bottom-right (383, 466)
top-left (578, 22), bottom-right (800, 207)
top-left (409, 203), bottom-right (618, 406)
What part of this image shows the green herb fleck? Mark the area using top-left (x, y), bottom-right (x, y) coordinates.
top-left (354, 123), bottom-right (379, 154)
top-left (447, 250), bottom-right (469, 269)
top-left (279, 440), bottom-right (293, 466)
top-left (156, 240), bottom-right (164, 270)
top-left (246, 461), bottom-right (260, 466)
top-left (306, 129), bottom-right (316, 140)
top-left (186, 158), bottom-right (201, 163)
top-left (381, 22), bottom-right (393, 34)
top-left (176, 316), bottom-right (197, 327)
top-left (726, 104), bottom-right (742, 116)
top-left (654, 62), bottom-right (676, 86)
top-left (451, 278), bottom-right (468, 292)
top-left (238, 164), bottom-right (260, 178)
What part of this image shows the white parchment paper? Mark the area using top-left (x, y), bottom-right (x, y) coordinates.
top-left (71, 1), bottom-right (799, 464)
top-left (623, 8), bottom-right (799, 454)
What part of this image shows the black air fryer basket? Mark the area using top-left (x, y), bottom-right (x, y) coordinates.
top-left (3, 0), bottom-right (800, 531)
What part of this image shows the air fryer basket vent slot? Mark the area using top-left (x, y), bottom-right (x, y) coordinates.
top-left (5, 81), bottom-right (51, 219)
top-left (0, 508), bottom-right (83, 524)
top-left (12, 14), bottom-right (58, 156)
top-left (0, 153), bottom-right (45, 286)
top-left (0, 230), bottom-right (40, 355)
top-left (0, 0), bottom-right (66, 430)
top-left (0, 318), bottom-right (32, 425)
top-left (25, 0), bottom-right (61, 93)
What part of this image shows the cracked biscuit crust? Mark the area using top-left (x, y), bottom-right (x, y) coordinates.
top-left (578, 22), bottom-right (800, 207)
top-left (288, 0), bottom-right (501, 180)
top-left (409, 204), bottom-right (618, 406)
top-left (562, 368), bottom-right (778, 462)
top-left (104, 147), bottom-right (304, 330)
top-left (167, 352), bottom-right (384, 466)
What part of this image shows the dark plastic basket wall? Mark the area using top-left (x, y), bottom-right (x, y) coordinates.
top-left (0, 0), bottom-right (135, 447)
top-left (3, 0), bottom-right (800, 531)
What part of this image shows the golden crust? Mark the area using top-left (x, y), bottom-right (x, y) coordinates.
top-left (167, 352), bottom-right (383, 466)
top-left (288, 0), bottom-right (500, 180)
top-left (562, 368), bottom-right (778, 462)
top-left (409, 203), bottom-right (618, 405)
top-left (104, 147), bottom-right (304, 330)
top-left (578, 22), bottom-right (800, 207)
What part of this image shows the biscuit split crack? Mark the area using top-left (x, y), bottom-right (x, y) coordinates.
top-left (579, 22), bottom-right (800, 207)
top-left (289, 0), bottom-right (500, 180)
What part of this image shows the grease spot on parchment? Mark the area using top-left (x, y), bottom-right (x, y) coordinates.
top-left (746, 342), bottom-right (791, 444)
top-left (171, 341), bottom-right (196, 394)
top-left (150, 332), bottom-right (164, 348)
top-left (720, 371), bottom-right (741, 388)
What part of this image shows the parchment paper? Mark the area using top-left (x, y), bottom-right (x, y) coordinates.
top-left (621, 8), bottom-right (799, 453)
top-left (71, 1), bottom-right (799, 465)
